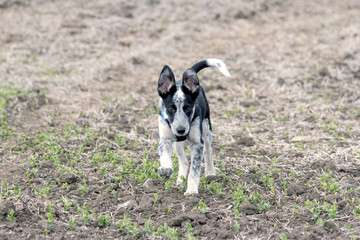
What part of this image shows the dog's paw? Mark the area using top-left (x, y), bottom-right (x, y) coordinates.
top-left (184, 190), bottom-right (199, 196)
top-left (158, 167), bottom-right (173, 179)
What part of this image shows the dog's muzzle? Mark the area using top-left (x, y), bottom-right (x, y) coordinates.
top-left (161, 111), bottom-right (189, 142)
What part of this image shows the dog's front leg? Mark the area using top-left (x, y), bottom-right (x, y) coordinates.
top-left (158, 116), bottom-right (175, 178)
top-left (185, 140), bottom-right (204, 195)
top-left (185, 118), bottom-right (203, 195)
top-left (173, 141), bottom-right (188, 186)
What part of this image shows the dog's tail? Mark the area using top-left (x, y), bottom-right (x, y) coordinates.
top-left (191, 59), bottom-right (231, 78)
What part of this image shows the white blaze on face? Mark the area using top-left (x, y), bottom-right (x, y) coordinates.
top-left (174, 89), bottom-right (185, 100)
top-left (171, 88), bottom-right (191, 135)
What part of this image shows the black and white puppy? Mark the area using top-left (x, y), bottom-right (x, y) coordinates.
top-left (157, 59), bottom-right (231, 195)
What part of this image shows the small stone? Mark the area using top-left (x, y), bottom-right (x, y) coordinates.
top-left (136, 216), bottom-right (147, 225)
top-left (143, 178), bottom-right (154, 190)
top-left (119, 199), bottom-right (137, 210)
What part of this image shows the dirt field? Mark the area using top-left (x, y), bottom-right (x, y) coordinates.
top-left (1, 0), bottom-right (360, 239)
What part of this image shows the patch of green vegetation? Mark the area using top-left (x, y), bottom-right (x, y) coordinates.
top-left (304, 199), bottom-right (338, 221)
top-left (224, 109), bottom-right (241, 119)
top-left (259, 170), bottom-right (275, 192)
top-left (205, 181), bottom-right (226, 197)
top-left (319, 170), bottom-right (339, 194)
top-left (233, 184), bottom-right (246, 209)
top-left (116, 214), bottom-right (180, 239)
top-left (153, 193), bottom-right (159, 205)
top-left (77, 180), bottom-right (87, 196)
top-left (2, 77), bottom-right (358, 240)
top-left (98, 213), bottom-right (111, 228)
top-left (44, 204), bottom-right (55, 235)
top-left (197, 201), bottom-right (207, 214)
top-left (232, 183), bottom-right (246, 230)
top-left (0, 84), bottom-right (29, 138)
top-left (0, 179), bottom-right (22, 199)
top-left (167, 204), bottom-right (173, 214)
top-left (36, 69), bottom-right (59, 78)
top-left (6, 209), bottom-right (16, 222)
top-left (280, 233), bottom-right (288, 240)
top-left (185, 222), bottom-right (196, 239)
top-left (249, 192), bottom-right (271, 213)
top-left (125, 97), bottom-right (135, 105)
top-left (133, 151), bottom-right (159, 183)
top-left (351, 200), bottom-right (360, 217)
top-left (156, 222), bottom-right (179, 240)
top-left (68, 217), bottom-right (77, 230)
top-left (275, 114), bottom-right (288, 122)
top-left (144, 105), bottom-right (159, 116)
top-left (116, 213), bottom-right (141, 238)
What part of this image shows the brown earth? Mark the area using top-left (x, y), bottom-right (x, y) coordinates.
top-left (1, 0), bottom-right (360, 239)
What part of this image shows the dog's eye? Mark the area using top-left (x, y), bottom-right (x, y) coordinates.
top-left (183, 105), bottom-right (190, 112)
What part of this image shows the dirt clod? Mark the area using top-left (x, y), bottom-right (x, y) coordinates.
top-left (239, 200), bottom-right (258, 215)
top-left (287, 183), bottom-right (307, 196)
top-left (236, 136), bottom-right (256, 146)
top-left (324, 221), bottom-right (338, 233)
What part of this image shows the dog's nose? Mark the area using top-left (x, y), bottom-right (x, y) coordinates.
top-left (176, 126), bottom-right (186, 135)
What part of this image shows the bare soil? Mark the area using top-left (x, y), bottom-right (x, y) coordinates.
top-left (1, 0), bottom-right (360, 239)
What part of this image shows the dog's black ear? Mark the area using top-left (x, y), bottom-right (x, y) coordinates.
top-left (158, 65), bottom-right (176, 98)
top-left (182, 69), bottom-right (199, 96)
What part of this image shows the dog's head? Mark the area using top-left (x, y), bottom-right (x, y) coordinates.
top-left (158, 65), bottom-right (199, 137)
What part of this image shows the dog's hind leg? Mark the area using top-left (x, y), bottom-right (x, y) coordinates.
top-left (173, 141), bottom-right (188, 186)
top-left (202, 119), bottom-right (215, 176)
top-left (158, 116), bottom-right (175, 178)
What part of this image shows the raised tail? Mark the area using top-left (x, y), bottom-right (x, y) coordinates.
top-left (190, 58), bottom-right (231, 78)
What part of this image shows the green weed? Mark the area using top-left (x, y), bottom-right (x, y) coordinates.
top-left (198, 201), bottom-right (207, 214)
top-left (206, 181), bottom-right (226, 197)
top-left (156, 222), bottom-right (178, 240)
top-left (68, 217), bottom-right (77, 230)
top-left (167, 204), bottom-right (173, 214)
top-left (98, 213), bottom-right (111, 228)
top-left (44, 204), bottom-right (55, 235)
top-left (6, 209), bottom-right (16, 222)
top-left (185, 222), bottom-right (197, 240)
top-left (116, 213), bottom-right (141, 238)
